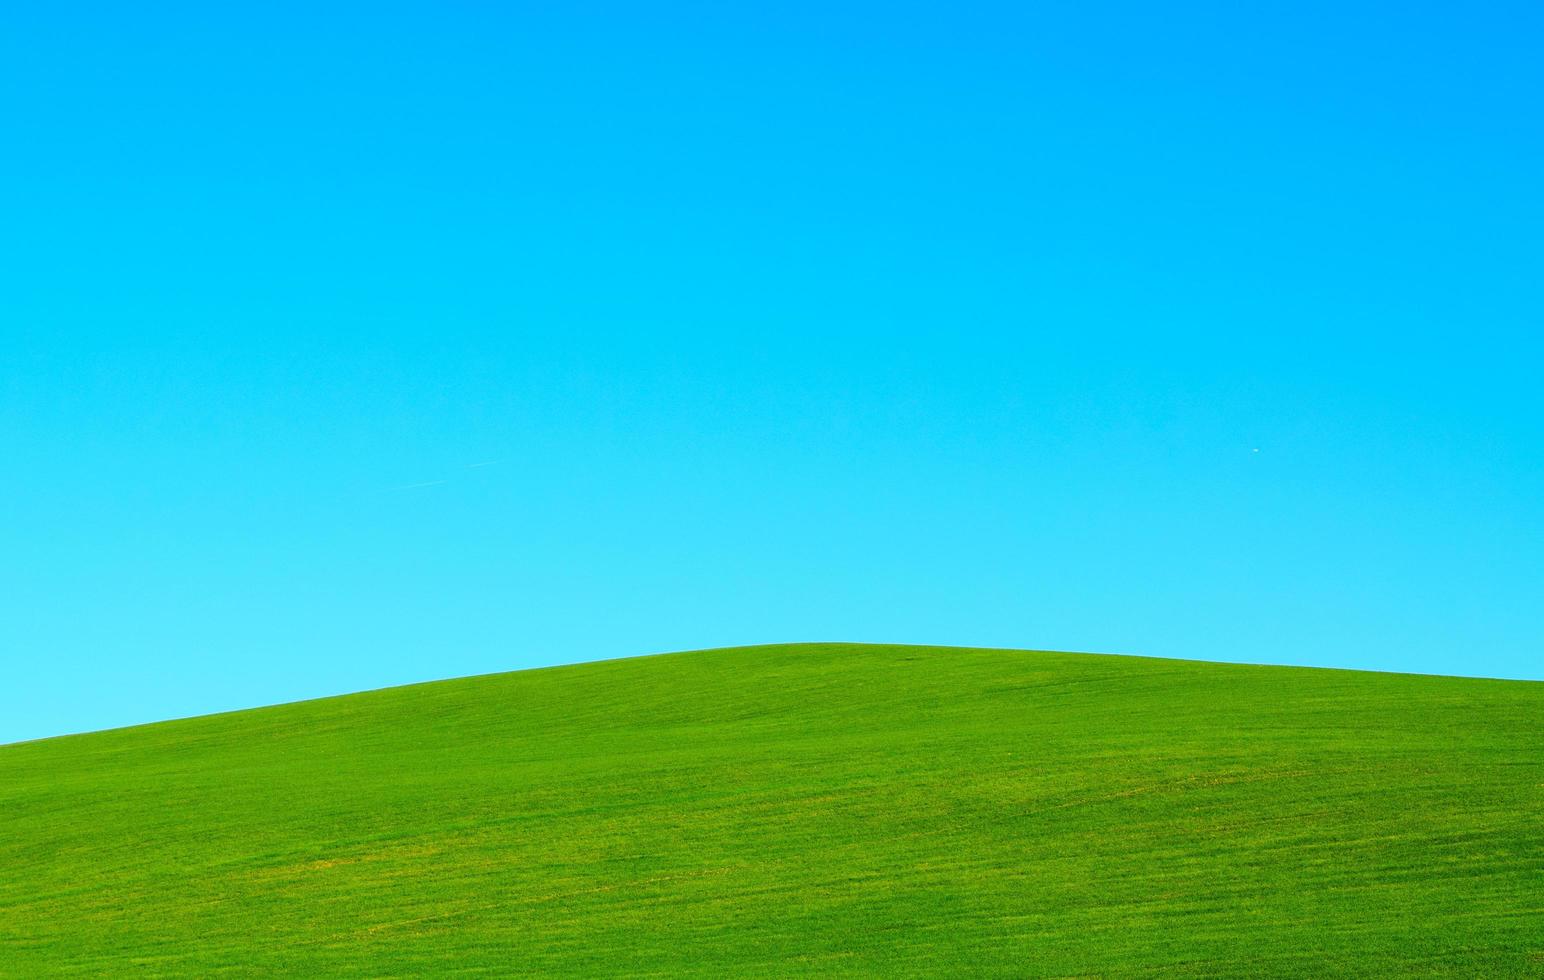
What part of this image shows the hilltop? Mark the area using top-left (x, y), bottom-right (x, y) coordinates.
top-left (2, 643), bottom-right (1540, 975)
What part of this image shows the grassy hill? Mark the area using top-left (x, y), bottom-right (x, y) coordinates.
top-left (2, 643), bottom-right (1540, 976)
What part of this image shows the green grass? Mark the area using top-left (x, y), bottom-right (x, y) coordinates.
top-left (2, 643), bottom-right (1541, 976)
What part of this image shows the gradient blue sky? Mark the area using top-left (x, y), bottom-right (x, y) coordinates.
top-left (4, 2), bottom-right (1541, 743)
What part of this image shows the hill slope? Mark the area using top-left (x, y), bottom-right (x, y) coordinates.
top-left (2, 643), bottom-right (1541, 976)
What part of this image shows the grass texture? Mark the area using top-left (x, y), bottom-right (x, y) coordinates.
top-left (2, 643), bottom-right (1541, 976)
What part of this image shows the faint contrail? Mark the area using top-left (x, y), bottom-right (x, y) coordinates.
top-left (466, 460), bottom-right (500, 469)
top-left (388, 479), bottom-right (450, 491)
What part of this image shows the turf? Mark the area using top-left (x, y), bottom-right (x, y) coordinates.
top-left (1, 643), bottom-right (1541, 976)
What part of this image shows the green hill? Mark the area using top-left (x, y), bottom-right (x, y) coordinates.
top-left (2, 644), bottom-right (1540, 976)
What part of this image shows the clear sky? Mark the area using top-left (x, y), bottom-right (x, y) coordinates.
top-left (4, 2), bottom-right (1541, 743)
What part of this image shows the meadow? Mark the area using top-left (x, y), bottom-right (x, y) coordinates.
top-left (2, 643), bottom-right (1540, 975)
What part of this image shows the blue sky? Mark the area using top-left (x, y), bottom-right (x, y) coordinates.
top-left (4, 1), bottom-right (1541, 743)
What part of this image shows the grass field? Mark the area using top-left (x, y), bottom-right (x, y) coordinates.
top-left (2, 643), bottom-right (1541, 976)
